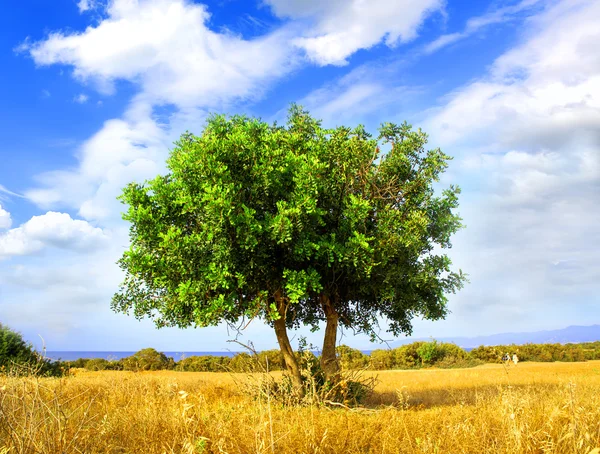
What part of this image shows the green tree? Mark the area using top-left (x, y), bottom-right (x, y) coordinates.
top-left (112, 106), bottom-right (466, 390)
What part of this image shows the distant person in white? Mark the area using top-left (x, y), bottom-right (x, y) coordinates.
top-left (512, 353), bottom-right (519, 366)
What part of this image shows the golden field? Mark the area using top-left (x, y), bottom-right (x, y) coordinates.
top-left (1, 361), bottom-right (600, 453)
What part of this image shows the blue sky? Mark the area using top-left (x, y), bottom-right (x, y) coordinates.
top-left (0, 0), bottom-right (598, 352)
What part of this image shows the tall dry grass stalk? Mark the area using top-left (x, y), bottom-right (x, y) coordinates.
top-left (0, 361), bottom-right (599, 453)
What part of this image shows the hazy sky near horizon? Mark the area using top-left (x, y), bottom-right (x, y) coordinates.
top-left (0, 0), bottom-right (598, 352)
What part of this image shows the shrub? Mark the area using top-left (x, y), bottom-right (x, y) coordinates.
top-left (393, 342), bottom-right (424, 369)
top-left (369, 349), bottom-right (395, 370)
top-left (256, 349), bottom-right (285, 371)
top-left (0, 323), bottom-right (38, 369)
top-left (228, 353), bottom-right (254, 372)
top-left (122, 348), bottom-right (174, 371)
top-left (0, 323), bottom-right (61, 376)
top-left (176, 355), bottom-right (231, 372)
top-left (417, 340), bottom-right (443, 366)
top-left (85, 358), bottom-right (110, 371)
top-left (336, 345), bottom-right (369, 370)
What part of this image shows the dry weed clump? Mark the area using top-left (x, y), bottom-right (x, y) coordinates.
top-left (0, 361), bottom-right (599, 453)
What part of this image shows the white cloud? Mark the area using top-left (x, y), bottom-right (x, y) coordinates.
top-left (294, 60), bottom-right (420, 126)
top-left (421, 0), bottom-right (600, 330)
top-left (76, 0), bottom-right (98, 13)
top-left (74, 93), bottom-right (88, 103)
top-left (26, 101), bottom-right (173, 222)
top-left (264, 0), bottom-right (443, 66)
top-left (27, 0), bottom-right (296, 108)
top-left (0, 204), bottom-right (11, 229)
top-left (423, 0), bottom-right (543, 54)
top-left (427, 0), bottom-right (600, 147)
top-left (0, 211), bottom-right (109, 259)
top-left (0, 184), bottom-right (24, 199)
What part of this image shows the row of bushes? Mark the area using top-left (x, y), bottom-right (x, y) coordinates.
top-left (341, 341), bottom-right (600, 370)
top-left (469, 342), bottom-right (600, 363)
top-left (3, 319), bottom-right (600, 376)
top-left (339, 341), bottom-right (481, 370)
top-left (62, 340), bottom-right (600, 373)
top-left (64, 349), bottom-right (288, 372)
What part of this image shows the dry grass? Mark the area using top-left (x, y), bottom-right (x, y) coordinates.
top-left (1, 361), bottom-right (600, 453)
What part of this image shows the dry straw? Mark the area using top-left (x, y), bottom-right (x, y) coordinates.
top-left (0, 360), bottom-right (599, 453)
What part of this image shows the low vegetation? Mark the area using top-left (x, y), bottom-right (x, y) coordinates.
top-left (0, 324), bottom-right (61, 377)
top-left (54, 340), bottom-right (600, 374)
top-left (1, 361), bottom-right (599, 453)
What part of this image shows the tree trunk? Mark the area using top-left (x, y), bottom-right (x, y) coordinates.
top-left (320, 295), bottom-right (341, 380)
top-left (273, 291), bottom-right (304, 395)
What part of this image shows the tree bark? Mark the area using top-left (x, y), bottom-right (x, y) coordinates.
top-left (273, 290), bottom-right (304, 395)
top-left (320, 294), bottom-right (341, 380)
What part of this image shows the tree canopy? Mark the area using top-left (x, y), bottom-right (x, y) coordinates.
top-left (112, 105), bottom-right (466, 386)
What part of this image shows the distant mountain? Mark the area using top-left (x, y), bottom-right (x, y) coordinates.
top-left (389, 325), bottom-right (600, 349)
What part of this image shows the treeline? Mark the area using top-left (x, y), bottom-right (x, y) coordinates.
top-left (3, 318), bottom-right (600, 377)
top-left (469, 342), bottom-right (600, 363)
top-left (61, 340), bottom-right (600, 373)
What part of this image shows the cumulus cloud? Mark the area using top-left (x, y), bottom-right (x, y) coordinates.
top-left (422, 0), bottom-right (600, 328)
top-left (0, 204), bottom-right (12, 229)
top-left (0, 211), bottom-right (109, 259)
top-left (26, 0), bottom-right (296, 107)
top-left (26, 101), bottom-right (169, 222)
top-left (264, 0), bottom-right (443, 65)
top-left (21, 0), bottom-right (302, 224)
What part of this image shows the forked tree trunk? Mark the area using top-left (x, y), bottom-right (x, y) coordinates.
top-left (273, 291), bottom-right (304, 395)
top-left (320, 295), bottom-right (341, 380)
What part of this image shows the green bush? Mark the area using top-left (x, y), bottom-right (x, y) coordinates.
top-left (122, 348), bottom-right (174, 371)
top-left (393, 342), bottom-right (424, 369)
top-left (369, 349), bottom-right (395, 370)
top-left (256, 349), bottom-right (285, 371)
top-left (0, 323), bottom-right (37, 368)
top-left (336, 345), bottom-right (369, 370)
top-left (0, 323), bottom-right (61, 376)
top-left (85, 358), bottom-right (110, 371)
top-left (176, 355), bottom-right (231, 372)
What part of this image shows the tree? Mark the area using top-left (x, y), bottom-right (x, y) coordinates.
top-left (112, 105), bottom-right (466, 391)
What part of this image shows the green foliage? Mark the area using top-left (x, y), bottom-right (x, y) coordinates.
top-left (417, 339), bottom-right (441, 365)
top-left (256, 349), bottom-right (286, 371)
top-left (176, 355), bottom-right (231, 372)
top-left (336, 345), bottom-right (369, 370)
top-left (369, 349), bottom-right (396, 370)
top-left (368, 341), bottom-right (477, 370)
top-left (56, 340), bottom-right (600, 375)
top-left (113, 105), bottom-right (466, 342)
top-left (121, 348), bottom-right (174, 371)
top-left (0, 323), bottom-right (61, 377)
top-left (84, 358), bottom-right (110, 371)
top-left (0, 323), bottom-right (38, 369)
top-left (468, 342), bottom-right (600, 363)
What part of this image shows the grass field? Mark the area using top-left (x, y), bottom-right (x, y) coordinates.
top-left (1, 361), bottom-right (600, 453)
